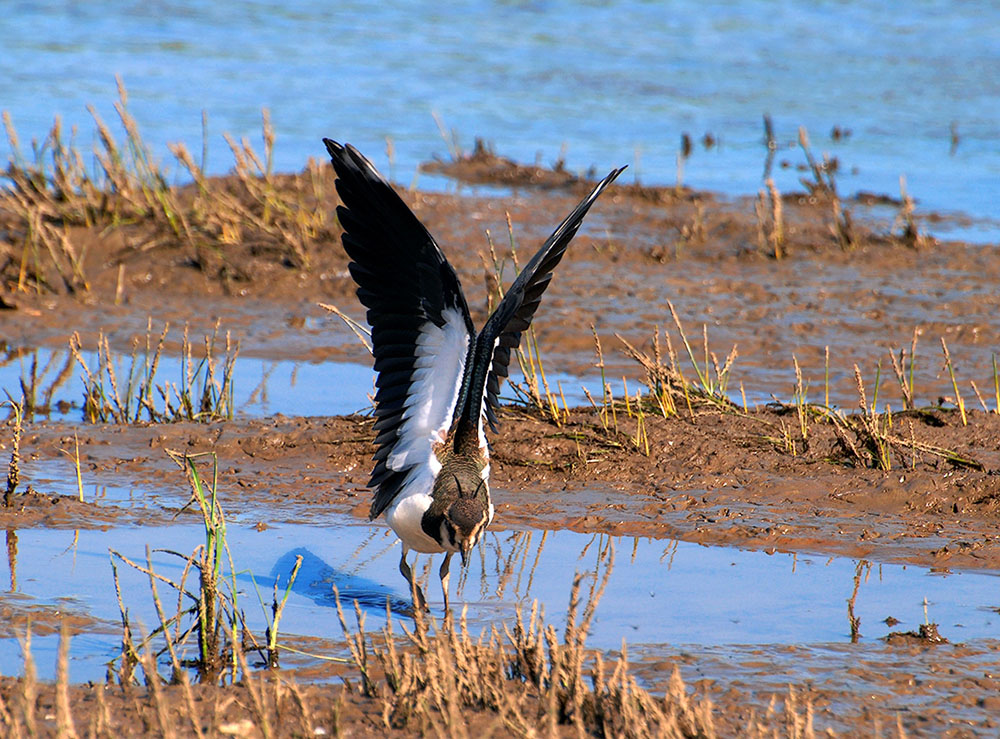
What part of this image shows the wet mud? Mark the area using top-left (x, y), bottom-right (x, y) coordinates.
top-left (3, 153), bottom-right (1000, 735)
top-left (11, 408), bottom-right (1000, 572)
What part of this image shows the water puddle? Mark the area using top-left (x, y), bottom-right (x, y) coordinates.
top-left (0, 345), bottom-right (375, 420)
top-left (1, 515), bottom-right (998, 683)
top-left (22, 459), bottom-right (177, 513)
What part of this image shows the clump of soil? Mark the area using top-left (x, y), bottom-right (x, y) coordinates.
top-left (0, 488), bottom-right (127, 529)
top-left (885, 622), bottom-right (949, 646)
top-left (421, 137), bottom-right (593, 189)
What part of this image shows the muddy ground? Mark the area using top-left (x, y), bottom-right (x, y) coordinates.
top-left (2, 148), bottom-right (1000, 735)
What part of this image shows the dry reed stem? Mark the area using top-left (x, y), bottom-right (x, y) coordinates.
top-left (145, 544), bottom-right (185, 682)
top-left (56, 622), bottom-right (80, 739)
top-left (797, 126), bottom-right (830, 197)
top-left (140, 650), bottom-right (176, 739)
top-left (847, 560), bottom-right (868, 643)
top-left (767, 177), bottom-right (784, 258)
top-left (754, 192), bottom-right (768, 253)
top-left (236, 648), bottom-right (273, 739)
top-left (792, 356), bottom-right (808, 442)
top-left (4, 397), bottom-right (23, 507)
top-left (970, 379), bottom-right (990, 413)
top-left (889, 349), bottom-right (914, 411)
top-left (109, 556), bottom-right (140, 685)
top-left (19, 627), bottom-right (38, 737)
top-left (940, 337), bottom-right (968, 425)
top-left (319, 302), bottom-right (373, 354)
top-left (895, 175), bottom-right (925, 248)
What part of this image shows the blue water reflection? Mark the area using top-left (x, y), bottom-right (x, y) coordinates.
top-left (1, 520), bottom-right (998, 682)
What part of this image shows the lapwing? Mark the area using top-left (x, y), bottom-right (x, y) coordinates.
top-left (324, 139), bottom-right (624, 609)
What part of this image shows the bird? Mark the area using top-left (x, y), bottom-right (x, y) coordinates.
top-left (324, 139), bottom-right (624, 610)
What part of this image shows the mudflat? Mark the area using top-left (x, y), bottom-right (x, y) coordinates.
top-left (2, 143), bottom-right (1000, 736)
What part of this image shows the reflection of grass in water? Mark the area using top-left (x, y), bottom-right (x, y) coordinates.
top-left (0, 347), bottom-right (75, 421)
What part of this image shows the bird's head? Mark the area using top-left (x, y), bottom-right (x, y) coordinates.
top-left (438, 473), bottom-right (491, 565)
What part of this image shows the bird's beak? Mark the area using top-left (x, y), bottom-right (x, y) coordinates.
top-left (460, 539), bottom-right (473, 567)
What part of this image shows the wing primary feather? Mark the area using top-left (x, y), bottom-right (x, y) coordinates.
top-left (325, 139), bottom-right (476, 519)
top-left (459, 166), bottom-right (626, 433)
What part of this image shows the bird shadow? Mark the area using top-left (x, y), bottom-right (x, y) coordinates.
top-left (253, 546), bottom-right (417, 618)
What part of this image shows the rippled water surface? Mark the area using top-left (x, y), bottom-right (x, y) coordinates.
top-left (1, 1), bottom-right (997, 236)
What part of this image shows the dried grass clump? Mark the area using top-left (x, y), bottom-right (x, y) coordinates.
top-left (1, 626), bottom-right (345, 738)
top-left (69, 320), bottom-right (238, 424)
top-left (616, 303), bottom-right (739, 422)
top-left (1, 78), bottom-right (331, 295)
top-left (755, 178), bottom-right (785, 259)
top-left (336, 540), bottom-right (716, 737)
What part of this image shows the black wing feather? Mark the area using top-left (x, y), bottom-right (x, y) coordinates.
top-left (324, 139), bottom-right (475, 520)
top-left (457, 167), bottom-right (626, 431)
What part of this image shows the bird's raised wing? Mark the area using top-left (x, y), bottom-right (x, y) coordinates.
top-left (325, 140), bottom-right (476, 520)
top-left (465, 167), bottom-right (626, 430)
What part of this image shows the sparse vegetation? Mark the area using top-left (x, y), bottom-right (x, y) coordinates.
top-left (108, 451), bottom-right (313, 686)
top-left (616, 307), bottom-right (739, 425)
top-left (69, 320), bottom-right (238, 423)
top-left (1, 80), bottom-right (333, 295)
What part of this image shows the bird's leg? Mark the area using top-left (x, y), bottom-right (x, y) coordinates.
top-left (439, 551), bottom-right (455, 613)
top-left (398, 546), bottom-right (427, 611)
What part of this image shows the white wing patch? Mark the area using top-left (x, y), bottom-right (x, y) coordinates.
top-left (386, 306), bottom-right (470, 473)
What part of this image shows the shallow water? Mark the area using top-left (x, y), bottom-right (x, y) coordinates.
top-left (1, 1), bottom-right (997, 238)
top-left (0, 345), bottom-right (374, 420)
top-left (2, 512), bottom-right (998, 682)
top-left (0, 344), bottom-right (621, 422)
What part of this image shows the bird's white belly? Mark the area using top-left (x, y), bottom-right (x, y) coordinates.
top-left (384, 487), bottom-right (444, 553)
